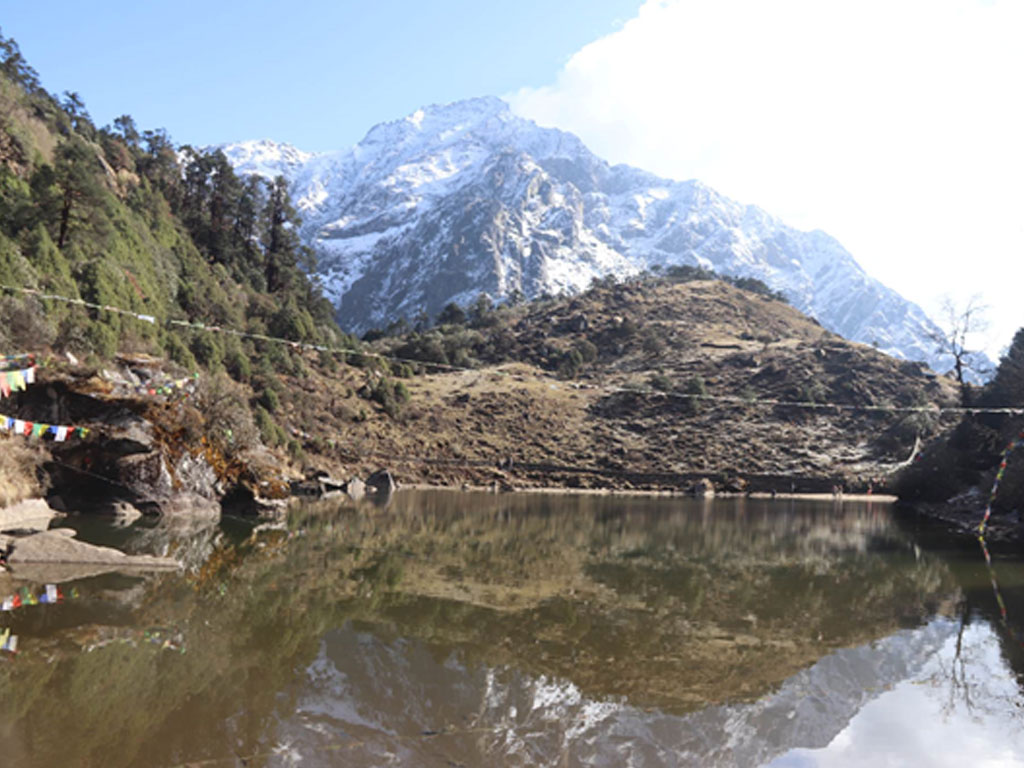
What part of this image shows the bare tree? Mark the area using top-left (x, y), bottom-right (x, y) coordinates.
top-left (927, 296), bottom-right (990, 405)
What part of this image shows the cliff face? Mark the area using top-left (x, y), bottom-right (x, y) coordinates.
top-left (1, 359), bottom-right (290, 514)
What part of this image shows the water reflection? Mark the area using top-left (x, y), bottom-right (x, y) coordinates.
top-left (0, 491), bottom-right (1020, 767)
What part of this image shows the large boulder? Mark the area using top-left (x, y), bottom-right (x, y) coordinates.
top-left (5, 527), bottom-right (179, 581)
top-left (366, 469), bottom-right (397, 496)
top-left (0, 499), bottom-right (59, 532)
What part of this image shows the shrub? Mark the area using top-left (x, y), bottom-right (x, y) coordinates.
top-left (225, 348), bottom-right (252, 382)
top-left (682, 375), bottom-right (707, 414)
top-left (195, 372), bottom-right (260, 456)
top-left (259, 387), bottom-right (280, 413)
top-left (85, 323), bottom-right (117, 359)
top-left (641, 326), bottom-right (666, 356)
top-left (436, 302), bottom-right (466, 326)
top-left (557, 348), bottom-right (584, 379)
top-left (318, 349), bottom-right (338, 373)
top-left (254, 405), bottom-right (286, 448)
top-left (0, 295), bottom-right (56, 350)
top-left (164, 333), bottom-right (198, 370)
top-left (368, 375), bottom-right (408, 419)
top-left (649, 373), bottom-right (673, 392)
top-left (190, 333), bottom-right (223, 370)
top-left (575, 339), bottom-right (598, 363)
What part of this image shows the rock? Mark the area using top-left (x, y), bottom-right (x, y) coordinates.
top-left (345, 477), bottom-right (366, 501)
top-left (366, 469), bottom-right (397, 496)
top-left (723, 476), bottom-right (748, 493)
top-left (691, 478), bottom-right (716, 498)
top-left (290, 479), bottom-right (323, 497)
top-left (7, 528), bottom-right (179, 576)
top-left (106, 501), bottom-right (143, 525)
top-left (0, 499), bottom-right (60, 533)
top-left (158, 493), bottom-right (221, 520)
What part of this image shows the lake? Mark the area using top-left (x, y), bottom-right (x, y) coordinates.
top-left (1, 491), bottom-right (1022, 767)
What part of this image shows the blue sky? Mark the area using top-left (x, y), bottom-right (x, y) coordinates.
top-left (1, 0), bottom-right (641, 151)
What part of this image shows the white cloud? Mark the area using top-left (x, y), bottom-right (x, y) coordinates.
top-left (508, 0), bottom-right (1024, 358)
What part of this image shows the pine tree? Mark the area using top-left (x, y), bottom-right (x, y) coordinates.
top-left (263, 175), bottom-right (300, 293)
top-left (233, 175), bottom-right (266, 287)
top-left (986, 328), bottom-right (1024, 408)
top-left (206, 151), bottom-right (241, 266)
top-left (52, 136), bottom-right (104, 249)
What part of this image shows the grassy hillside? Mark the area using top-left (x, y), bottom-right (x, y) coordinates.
top-left (272, 275), bottom-right (957, 492)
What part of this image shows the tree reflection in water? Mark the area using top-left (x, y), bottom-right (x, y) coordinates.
top-left (0, 491), bottom-right (1020, 767)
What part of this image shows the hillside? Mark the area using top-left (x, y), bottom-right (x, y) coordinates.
top-left (275, 275), bottom-right (958, 493)
top-left (0, 31), bottom-right (345, 505)
top-left (222, 97), bottom-right (958, 372)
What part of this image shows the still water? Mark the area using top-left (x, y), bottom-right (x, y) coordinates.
top-left (1, 491), bottom-right (1023, 767)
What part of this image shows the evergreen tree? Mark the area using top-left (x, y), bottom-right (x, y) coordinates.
top-left (112, 114), bottom-right (141, 149)
top-left (0, 29), bottom-right (41, 92)
top-left (138, 128), bottom-right (180, 205)
top-left (60, 91), bottom-right (95, 137)
top-left (233, 175), bottom-right (266, 287)
top-left (52, 136), bottom-right (104, 249)
top-left (206, 151), bottom-right (241, 266)
top-left (985, 328), bottom-right (1024, 408)
top-left (262, 175), bottom-right (300, 293)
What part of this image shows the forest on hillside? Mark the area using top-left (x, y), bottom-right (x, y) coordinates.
top-left (0, 28), bottom-right (362, 456)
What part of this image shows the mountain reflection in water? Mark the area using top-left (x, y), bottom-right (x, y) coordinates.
top-left (0, 491), bottom-right (1021, 767)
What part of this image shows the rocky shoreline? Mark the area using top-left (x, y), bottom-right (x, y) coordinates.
top-left (0, 499), bottom-right (179, 580)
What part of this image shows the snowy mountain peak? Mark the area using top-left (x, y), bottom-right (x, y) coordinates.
top-left (222, 98), bottom-right (953, 370)
top-left (360, 96), bottom-right (511, 150)
top-left (217, 139), bottom-right (316, 180)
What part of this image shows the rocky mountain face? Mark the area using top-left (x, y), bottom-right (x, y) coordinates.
top-left (221, 97), bottom-right (949, 369)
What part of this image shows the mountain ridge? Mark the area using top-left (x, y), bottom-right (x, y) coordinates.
top-left (219, 97), bottom-right (952, 371)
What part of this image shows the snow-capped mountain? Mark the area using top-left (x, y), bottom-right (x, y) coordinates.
top-left (221, 97), bottom-right (949, 367)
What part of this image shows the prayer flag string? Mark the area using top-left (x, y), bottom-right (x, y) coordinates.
top-left (0, 416), bottom-right (90, 441)
top-left (0, 584), bottom-right (75, 611)
top-left (85, 626), bottom-right (185, 654)
top-left (978, 536), bottom-right (1024, 650)
top-left (0, 353), bottom-right (35, 366)
top-left (0, 365), bottom-right (36, 399)
top-left (0, 584), bottom-right (78, 657)
top-left (3, 281), bottom-right (1024, 418)
top-left (975, 431), bottom-right (1024, 649)
top-left (977, 431), bottom-right (1024, 535)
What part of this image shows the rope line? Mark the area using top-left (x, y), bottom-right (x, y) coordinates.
top-left (3, 282), bottom-right (1023, 417)
top-left (978, 536), bottom-right (1024, 650)
top-left (977, 432), bottom-right (1024, 535)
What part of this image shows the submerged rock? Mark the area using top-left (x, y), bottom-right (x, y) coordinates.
top-left (8, 528), bottom-right (177, 567)
top-left (0, 499), bottom-right (60, 533)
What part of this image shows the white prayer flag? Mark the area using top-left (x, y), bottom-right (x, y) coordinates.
top-left (24, 366), bottom-right (35, 384)
top-left (13, 419), bottom-right (25, 434)
top-left (55, 426), bottom-right (68, 442)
